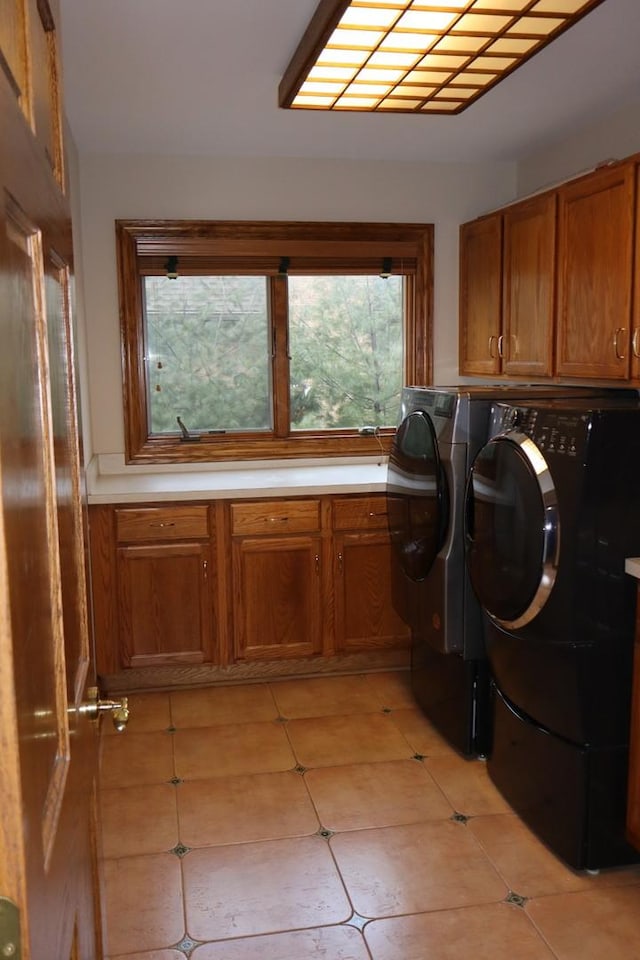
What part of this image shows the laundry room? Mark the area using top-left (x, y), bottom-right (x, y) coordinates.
top-left (2, 2), bottom-right (640, 959)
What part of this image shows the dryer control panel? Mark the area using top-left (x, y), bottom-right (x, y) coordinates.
top-left (490, 403), bottom-right (590, 461)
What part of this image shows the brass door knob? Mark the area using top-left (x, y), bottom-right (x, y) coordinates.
top-left (79, 686), bottom-right (130, 732)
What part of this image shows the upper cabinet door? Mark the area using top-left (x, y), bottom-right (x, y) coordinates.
top-left (502, 193), bottom-right (556, 378)
top-left (632, 166), bottom-right (640, 383)
top-left (459, 214), bottom-right (502, 376)
top-left (556, 162), bottom-right (635, 380)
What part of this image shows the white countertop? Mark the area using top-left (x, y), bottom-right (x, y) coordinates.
top-left (86, 455), bottom-right (389, 504)
top-left (625, 558), bottom-right (640, 580)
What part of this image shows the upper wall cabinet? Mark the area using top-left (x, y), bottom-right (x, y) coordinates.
top-left (459, 214), bottom-right (502, 376)
top-left (460, 155), bottom-right (640, 385)
top-left (459, 192), bottom-right (556, 378)
top-left (556, 162), bottom-right (635, 380)
top-left (502, 193), bottom-right (556, 378)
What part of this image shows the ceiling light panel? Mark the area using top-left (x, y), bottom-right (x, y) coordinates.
top-left (279, 0), bottom-right (605, 114)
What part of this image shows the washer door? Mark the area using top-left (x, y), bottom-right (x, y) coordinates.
top-left (387, 410), bottom-right (449, 583)
top-left (465, 432), bottom-right (559, 629)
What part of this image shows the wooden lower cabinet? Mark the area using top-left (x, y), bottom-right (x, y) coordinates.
top-left (627, 584), bottom-right (640, 850)
top-left (332, 496), bottom-right (410, 653)
top-left (89, 493), bottom-right (408, 679)
top-left (232, 533), bottom-right (323, 660)
top-left (334, 530), bottom-right (410, 652)
top-left (117, 540), bottom-right (212, 667)
top-left (89, 502), bottom-right (218, 673)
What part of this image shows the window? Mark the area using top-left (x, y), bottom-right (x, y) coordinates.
top-left (117, 220), bottom-right (433, 463)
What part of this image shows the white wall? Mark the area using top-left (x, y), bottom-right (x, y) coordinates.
top-left (76, 154), bottom-right (516, 460)
top-left (517, 95), bottom-right (640, 198)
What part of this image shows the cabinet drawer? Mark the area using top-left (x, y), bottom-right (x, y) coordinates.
top-left (231, 499), bottom-right (320, 536)
top-left (115, 505), bottom-right (209, 542)
top-left (333, 496), bottom-right (388, 531)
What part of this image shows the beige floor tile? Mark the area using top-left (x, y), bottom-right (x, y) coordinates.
top-left (270, 674), bottom-right (383, 718)
top-left (183, 836), bottom-right (351, 941)
top-left (191, 925), bottom-right (370, 959)
top-left (331, 820), bottom-right (507, 918)
top-left (170, 684), bottom-right (278, 728)
top-left (101, 691), bottom-right (172, 736)
top-left (178, 770), bottom-right (319, 847)
top-left (287, 713), bottom-right (413, 768)
top-left (305, 759), bottom-right (453, 831)
top-left (100, 783), bottom-right (179, 858)
top-left (363, 670), bottom-right (416, 709)
top-left (111, 952), bottom-right (185, 960)
top-left (173, 721), bottom-right (295, 780)
top-left (424, 754), bottom-right (512, 816)
top-left (365, 902), bottom-right (556, 960)
top-left (102, 853), bottom-right (184, 957)
top-left (388, 708), bottom-right (458, 757)
top-left (526, 885), bottom-right (640, 959)
top-left (100, 730), bottom-right (175, 790)
top-left (469, 814), bottom-right (640, 899)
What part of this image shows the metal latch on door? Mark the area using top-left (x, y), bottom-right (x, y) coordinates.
top-left (0, 897), bottom-right (20, 959)
top-left (78, 686), bottom-right (130, 732)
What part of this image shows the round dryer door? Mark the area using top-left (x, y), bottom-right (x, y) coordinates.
top-left (387, 410), bottom-right (449, 582)
top-left (465, 431), bottom-right (559, 629)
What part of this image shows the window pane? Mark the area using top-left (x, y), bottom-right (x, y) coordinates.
top-left (288, 275), bottom-right (404, 431)
top-left (144, 276), bottom-right (272, 434)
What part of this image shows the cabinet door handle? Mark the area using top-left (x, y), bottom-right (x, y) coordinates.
top-left (497, 334), bottom-right (504, 358)
top-left (203, 559), bottom-right (208, 579)
top-left (337, 551), bottom-right (343, 574)
top-left (633, 328), bottom-right (640, 359)
top-left (488, 335), bottom-right (498, 359)
top-left (315, 554), bottom-right (320, 575)
top-left (613, 327), bottom-right (627, 360)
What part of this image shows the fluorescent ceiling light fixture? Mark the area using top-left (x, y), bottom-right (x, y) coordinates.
top-left (279, 0), bottom-right (605, 115)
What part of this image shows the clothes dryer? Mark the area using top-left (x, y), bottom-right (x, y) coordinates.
top-left (465, 396), bottom-right (640, 869)
top-left (387, 384), bottom-right (613, 758)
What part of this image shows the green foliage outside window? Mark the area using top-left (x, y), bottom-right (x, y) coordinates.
top-left (144, 273), bottom-right (404, 435)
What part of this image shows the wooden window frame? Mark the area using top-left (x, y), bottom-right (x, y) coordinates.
top-left (117, 219), bottom-right (433, 463)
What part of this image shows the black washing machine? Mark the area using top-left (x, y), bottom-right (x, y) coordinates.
top-left (465, 396), bottom-right (640, 870)
top-left (387, 384), bottom-right (613, 758)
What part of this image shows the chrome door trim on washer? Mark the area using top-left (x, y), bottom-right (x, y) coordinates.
top-left (467, 430), bottom-right (560, 629)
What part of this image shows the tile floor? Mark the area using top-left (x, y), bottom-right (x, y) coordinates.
top-left (98, 671), bottom-right (640, 959)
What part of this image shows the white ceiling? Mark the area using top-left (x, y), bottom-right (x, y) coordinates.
top-left (59, 0), bottom-right (640, 164)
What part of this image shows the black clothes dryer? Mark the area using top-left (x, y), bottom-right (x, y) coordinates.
top-left (465, 397), bottom-right (640, 870)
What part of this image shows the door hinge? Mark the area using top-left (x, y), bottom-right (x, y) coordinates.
top-left (0, 897), bottom-right (20, 959)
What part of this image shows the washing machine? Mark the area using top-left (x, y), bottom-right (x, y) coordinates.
top-left (386, 384), bottom-right (613, 758)
top-left (465, 396), bottom-right (640, 869)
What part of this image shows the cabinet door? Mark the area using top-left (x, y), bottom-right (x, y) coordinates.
top-left (502, 193), bottom-right (556, 378)
top-left (556, 162), bottom-right (635, 379)
top-left (459, 214), bottom-right (502, 376)
top-left (117, 541), bottom-right (213, 667)
top-left (334, 531), bottom-right (411, 653)
top-left (632, 165), bottom-right (640, 383)
top-left (232, 534), bottom-right (323, 661)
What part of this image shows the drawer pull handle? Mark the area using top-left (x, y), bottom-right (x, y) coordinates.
top-left (268, 516), bottom-right (288, 523)
top-left (150, 521), bottom-right (175, 528)
top-left (368, 511), bottom-right (386, 517)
